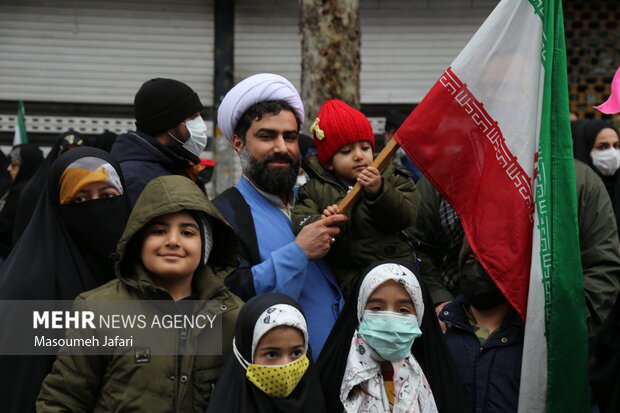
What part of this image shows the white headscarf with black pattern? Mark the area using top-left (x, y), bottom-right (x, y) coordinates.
top-left (251, 304), bottom-right (308, 362)
top-left (342, 263), bottom-right (438, 413)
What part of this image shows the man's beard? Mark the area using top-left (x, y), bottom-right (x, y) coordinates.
top-left (240, 147), bottom-right (300, 196)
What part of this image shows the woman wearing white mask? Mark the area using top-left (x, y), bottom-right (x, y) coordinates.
top-left (573, 119), bottom-right (620, 233)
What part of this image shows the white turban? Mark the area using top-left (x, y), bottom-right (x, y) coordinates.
top-left (217, 73), bottom-right (305, 142)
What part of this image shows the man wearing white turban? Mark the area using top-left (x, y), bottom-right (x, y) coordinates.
top-left (213, 73), bottom-right (347, 357)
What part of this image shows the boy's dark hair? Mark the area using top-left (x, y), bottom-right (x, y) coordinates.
top-left (385, 111), bottom-right (407, 133)
top-left (233, 100), bottom-right (301, 143)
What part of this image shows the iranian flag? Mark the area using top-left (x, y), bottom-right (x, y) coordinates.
top-left (394, 0), bottom-right (589, 411)
top-left (13, 100), bottom-right (28, 146)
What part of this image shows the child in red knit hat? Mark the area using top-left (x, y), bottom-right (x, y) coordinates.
top-left (292, 99), bottom-right (420, 299)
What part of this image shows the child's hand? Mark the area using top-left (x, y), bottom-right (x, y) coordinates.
top-left (358, 166), bottom-right (381, 195)
top-left (322, 204), bottom-right (340, 218)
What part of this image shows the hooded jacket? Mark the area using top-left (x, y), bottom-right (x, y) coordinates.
top-left (292, 159), bottom-right (420, 298)
top-left (37, 175), bottom-right (243, 413)
top-left (111, 131), bottom-right (196, 205)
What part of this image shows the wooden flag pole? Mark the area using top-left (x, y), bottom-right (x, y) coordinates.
top-left (336, 138), bottom-right (401, 215)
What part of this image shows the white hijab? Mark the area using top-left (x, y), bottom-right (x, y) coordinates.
top-left (340, 263), bottom-right (438, 413)
top-left (233, 303), bottom-right (309, 366)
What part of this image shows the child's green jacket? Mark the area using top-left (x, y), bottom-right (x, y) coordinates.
top-left (37, 175), bottom-right (243, 413)
top-left (292, 160), bottom-right (420, 299)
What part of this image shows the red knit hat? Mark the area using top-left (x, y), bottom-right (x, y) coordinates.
top-left (310, 99), bottom-right (375, 165)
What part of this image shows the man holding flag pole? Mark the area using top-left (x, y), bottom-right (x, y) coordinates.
top-left (337, 0), bottom-right (618, 411)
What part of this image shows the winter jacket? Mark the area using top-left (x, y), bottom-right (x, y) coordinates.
top-left (439, 296), bottom-right (523, 413)
top-left (37, 175), bottom-right (243, 413)
top-left (411, 160), bottom-right (620, 335)
top-left (292, 160), bottom-right (420, 298)
top-left (407, 175), bottom-right (463, 305)
top-left (111, 131), bottom-right (195, 205)
top-left (574, 160), bottom-right (620, 334)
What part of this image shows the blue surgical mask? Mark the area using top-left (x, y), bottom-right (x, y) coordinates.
top-left (358, 310), bottom-right (422, 361)
top-left (168, 115), bottom-right (208, 158)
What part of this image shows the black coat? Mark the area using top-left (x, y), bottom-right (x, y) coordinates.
top-left (212, 187), bottom-right (260, 300)
top-left (439, 295), bottom-right (524, 413)
top-left (111, 131), bottom-right (196, 205)
top-left (0, 144), bottom-right (43, 258)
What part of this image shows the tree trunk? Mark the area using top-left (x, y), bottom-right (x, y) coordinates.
top-left (300, 0), bottom-right (361, 132)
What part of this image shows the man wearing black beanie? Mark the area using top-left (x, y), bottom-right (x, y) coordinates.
top-left (111, 78), bottom-right (208, 205)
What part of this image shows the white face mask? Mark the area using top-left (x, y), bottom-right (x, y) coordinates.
top-left (168, 115), bottom-right (208, 158)
top-left (295, 170), bottom-right (309, 188)
top-left (591, 148), bottom-right (620, 176)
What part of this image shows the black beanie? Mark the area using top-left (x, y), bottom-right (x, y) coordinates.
top-left (134, 78), bottom-right (203, 137)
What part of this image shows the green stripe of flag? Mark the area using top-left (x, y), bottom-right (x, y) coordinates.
top-left (537, 0), bottom-right (589, 411)
top-left (13, 100), bottom-right (28, 145)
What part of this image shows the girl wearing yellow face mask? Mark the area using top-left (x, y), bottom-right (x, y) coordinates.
top-left (207, 293), bottom-right (326, 412)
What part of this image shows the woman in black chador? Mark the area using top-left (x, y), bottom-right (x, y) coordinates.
top-left (0, 143), bottom-right (43, 259)
top-left (0, 147), bottom-right (130, 413)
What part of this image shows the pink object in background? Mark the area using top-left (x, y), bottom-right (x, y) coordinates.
top-left (595, 66), bottom-right (620, 114)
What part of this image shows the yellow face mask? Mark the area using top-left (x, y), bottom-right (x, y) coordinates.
top-left (245, 355), bottom-right (309, 398)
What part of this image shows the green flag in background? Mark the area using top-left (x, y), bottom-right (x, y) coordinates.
top-left (13, 100), bottom-right (28, 146)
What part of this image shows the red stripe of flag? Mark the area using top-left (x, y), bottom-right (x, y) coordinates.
top-left (395, 67), bottom-right (534, 318)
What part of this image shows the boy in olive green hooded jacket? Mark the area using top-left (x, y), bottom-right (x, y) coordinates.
top-left (37, 175), bottom-right (243, 412)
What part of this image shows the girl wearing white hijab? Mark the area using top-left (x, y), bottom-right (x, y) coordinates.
top-left (318, 261), bottom-right (467, 413)
top-left (340, 262), bottom-right (437, 412)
